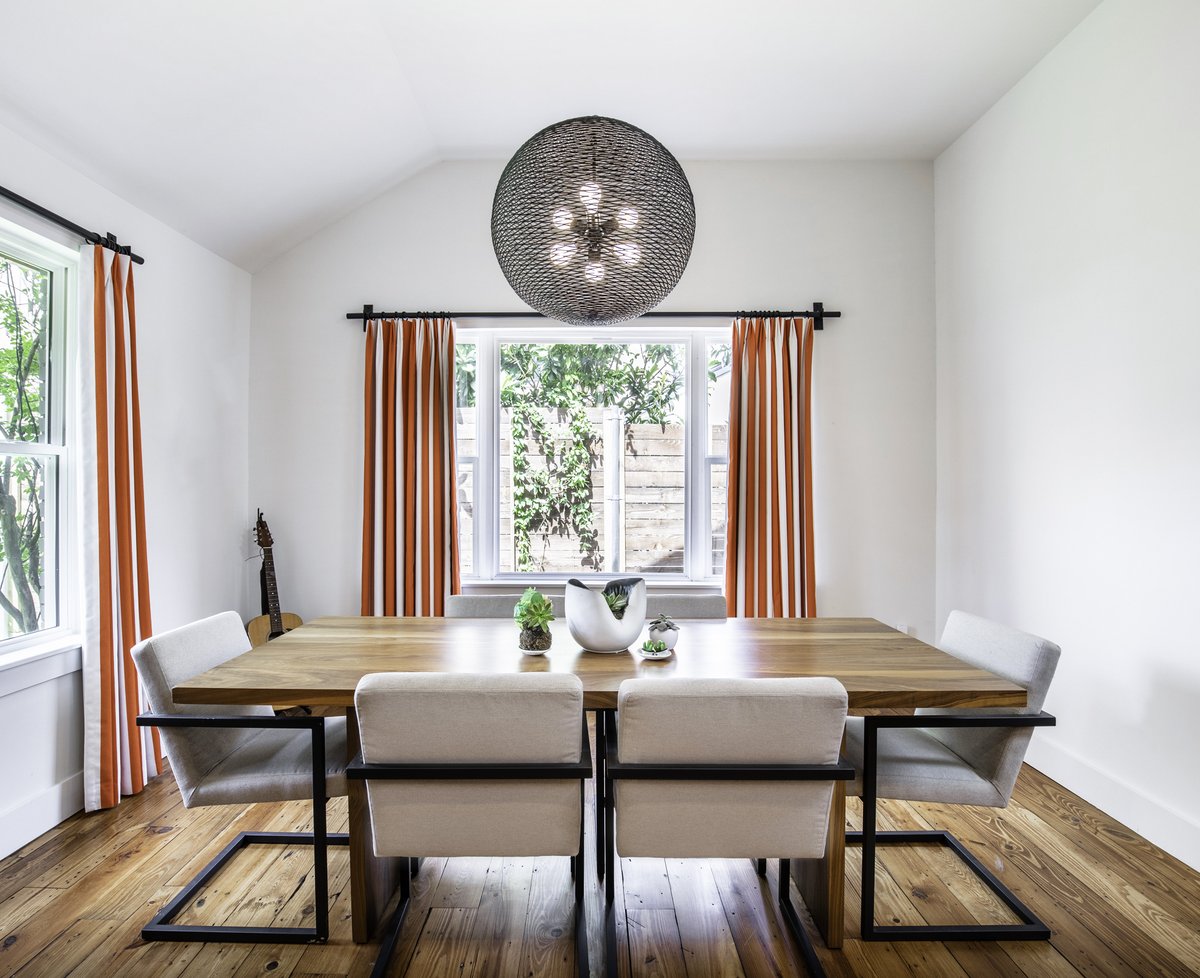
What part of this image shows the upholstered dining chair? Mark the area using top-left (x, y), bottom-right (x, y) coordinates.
top-left (131, 611), bottom-right (350, 943)
top-left (349, 672), bottom-right (592, 978)
top-left (644, 593), bottom-right (728, 618)
top-left (844, 610), bottom-right (1059, 941)
top-left (445, 593), bottom-right (566, 617)
top-left (604, 677), bottom-right (851, 978)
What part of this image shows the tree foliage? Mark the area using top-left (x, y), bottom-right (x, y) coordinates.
top-left (0, 256), bottom-right (48, 636)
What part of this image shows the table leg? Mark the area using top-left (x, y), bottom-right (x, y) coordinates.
top-left (346, 708), bottom-right (405, 943)
top-left (594, 709), bottom-right (610, 879)
top-left (791, 779), bottom-right (845, 948)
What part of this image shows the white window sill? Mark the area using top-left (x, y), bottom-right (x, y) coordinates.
top-left (0, 631), bottom-right (84, 698)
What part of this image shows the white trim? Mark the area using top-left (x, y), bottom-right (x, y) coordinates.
top-left (0, 222), bottom-right (77, 652)
top-left (1026, 737), bottom-right (1200, 871)
top-left (0, 639), bottom-right (81, 697)
top-left (458, 324), bottom-right (730, 585)
top-left (0, 771), bottom-right (84, 860)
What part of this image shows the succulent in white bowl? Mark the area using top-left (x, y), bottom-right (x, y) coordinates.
top-left (646, 613), bottom-right (680, 650)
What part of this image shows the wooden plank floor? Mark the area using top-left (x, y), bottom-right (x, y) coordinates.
top-left (2, 749), bottom-right (1198, 977)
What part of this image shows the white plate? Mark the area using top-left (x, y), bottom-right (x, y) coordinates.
top-left (636, 646), bottom-right (674, 660)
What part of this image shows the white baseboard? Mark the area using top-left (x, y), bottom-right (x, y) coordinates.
top-left (1026, 737), bottom-right (1200, 872)
top-left (0, 771), bottom-right (84, 860)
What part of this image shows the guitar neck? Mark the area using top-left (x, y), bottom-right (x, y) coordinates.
top-left (262, 547), bottom-right (283, 634)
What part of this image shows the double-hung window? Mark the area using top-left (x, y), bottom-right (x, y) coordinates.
top-left (455, 324), bottom-right (730, 583)
top-left (0, 220), bottom-right (74, 651)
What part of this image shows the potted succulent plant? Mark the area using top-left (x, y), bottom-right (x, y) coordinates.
top-left (647, 613), bottom-right (680, 650)
top-left (513, 587), bottom-right (555, 654)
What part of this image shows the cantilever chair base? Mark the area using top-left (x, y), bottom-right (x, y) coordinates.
top-left (845, 829), bottom-right (1049, 941)
top-left (135, 711), bottom-right (347, 944)
top-left (851, 710), bottom-right (1057, 942)
top-left (141, 829), bottom-right (351, 943)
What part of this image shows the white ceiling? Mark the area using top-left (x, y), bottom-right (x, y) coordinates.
top-left (0, 0), bottom-right (1100, 270)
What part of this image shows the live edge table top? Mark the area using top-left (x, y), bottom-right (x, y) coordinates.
top-left (172, 615), bottom-right (1027, 712)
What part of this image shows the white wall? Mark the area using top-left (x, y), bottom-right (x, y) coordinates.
top-left (250, 159), bottom-right (935, 636)
top-left (0, 119), bottom-right (252, 856)
top-left (935, 0), bottom-right (1200, 869)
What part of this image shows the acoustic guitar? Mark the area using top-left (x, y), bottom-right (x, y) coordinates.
top-left (246, 510), bottom-right (303, 647)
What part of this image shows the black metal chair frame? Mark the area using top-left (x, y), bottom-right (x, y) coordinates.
top-left (846, 710), bottom-right (1057, 941)
top-left (601, 710), bottom-right (853, 978)
top-left (346, 719), bottom-right (594, 978)
top-left (134, 712), bottom-right (350, 944)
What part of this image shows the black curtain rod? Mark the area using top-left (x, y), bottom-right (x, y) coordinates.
top-left (347, 302), bottom-right (841, 331)
top-left (0, 183), bottom-right (145, 265)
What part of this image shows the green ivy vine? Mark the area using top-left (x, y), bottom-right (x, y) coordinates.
top-left (494, 342), bottom-right (684, 572)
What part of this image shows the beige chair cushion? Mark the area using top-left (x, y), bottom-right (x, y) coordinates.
top-left (445, 593), bottom-right (565, 618)
top-left (131, 610), bottom-right (348, 807)
top-left (842, 718), bottom-right (1005, 807)
top-left (355, 672), bottom-right (584, 857)
top-left (615, 677), bottom-right (847, 859)
top-left (644, 594), bottom-right (727, 619)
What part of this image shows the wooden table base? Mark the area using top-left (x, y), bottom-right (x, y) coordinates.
top-left (346, 709), bottom-right (403, 943)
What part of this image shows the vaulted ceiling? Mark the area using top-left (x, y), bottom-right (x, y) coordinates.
top-left (0, 1), bottom-right (1100, 269)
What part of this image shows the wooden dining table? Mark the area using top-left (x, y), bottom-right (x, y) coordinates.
top-left (171, 615), bottom-right (1027, 948)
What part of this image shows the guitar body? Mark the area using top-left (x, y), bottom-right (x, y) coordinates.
top-left (247, 611), bottom-right (303, 648)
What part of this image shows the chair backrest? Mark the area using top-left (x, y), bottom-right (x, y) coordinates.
top-left (644, 594), bottom-right (727, 619)
top-left (615, 677), bottom-right (847, 859)
top-left (444, 593), bottom-right (566, 618)
top-left (354, 672), bottom-right (584, 857)
top-left (131, 611), bottom-right (272, 802)
top-left (919, 610), bottom-right (1060, 804)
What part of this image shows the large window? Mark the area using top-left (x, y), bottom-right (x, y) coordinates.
top-left (455, 327), bottom-right (729, 582)
top-left (0, 224), bottom-right (72, 647)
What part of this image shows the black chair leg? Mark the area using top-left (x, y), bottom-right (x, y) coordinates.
top-left (778, 858), bottom-right (829, 978)
top-left (141, 827), bottom-right (352, 943)
top-left (846, 828), bottom-right (1051, 940)
top-left (755, 857), bottom-right (767, 877)
top-left (369, 860), bottom-right (413, 978)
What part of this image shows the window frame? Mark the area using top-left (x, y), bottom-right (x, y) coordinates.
top-left (455, 321), bottom-right (729, 586)
top-left (0, 215), bottom-right (78, 662)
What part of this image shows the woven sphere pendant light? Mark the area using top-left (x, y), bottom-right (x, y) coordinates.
top-left (491, 116), bottom-right (695, 326)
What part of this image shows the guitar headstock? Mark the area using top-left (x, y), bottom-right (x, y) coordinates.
top-left (254, 509), bottom-right (274, 549)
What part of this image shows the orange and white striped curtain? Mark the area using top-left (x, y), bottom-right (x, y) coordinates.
top-left (725, 316), bottom-right (816, 618)
top-left (81, 246), bottom-right (160, 811)
top-left (361, 318), bottom-right (460, 616)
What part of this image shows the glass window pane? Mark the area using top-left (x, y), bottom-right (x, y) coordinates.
top-left (710, 461), bottom-right (727, 578)
top-left (707, 340), bottom-right (730, 456)
top-left (455, 342), bottom-right (476, 577)
top-left (0, 254), bottom-right (51, 444)
top-left (0, 454), bottom-right (54, 638)
top-left (499, 342), bottom-right (684, 574)
top-left (457, 461), bottom-right (474, 577)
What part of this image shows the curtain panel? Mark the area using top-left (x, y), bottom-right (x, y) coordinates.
top-left (81, 245), bottom-right (160, 811)
top-left (360, 317), bottom-right (460, 616)
top-left (725, 316), bottom-right (816, 618)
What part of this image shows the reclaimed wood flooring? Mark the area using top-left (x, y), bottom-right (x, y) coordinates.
top-left (1, 749), bottom-right (1198, 977)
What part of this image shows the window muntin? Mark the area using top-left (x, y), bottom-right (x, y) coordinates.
top-left (0, 234), bottom-right (71, 645)
top-left (457, 327), bottom-right (728, 582)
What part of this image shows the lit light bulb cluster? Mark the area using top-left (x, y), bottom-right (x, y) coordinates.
top-left (547, 181), bottom-right (642, 284)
